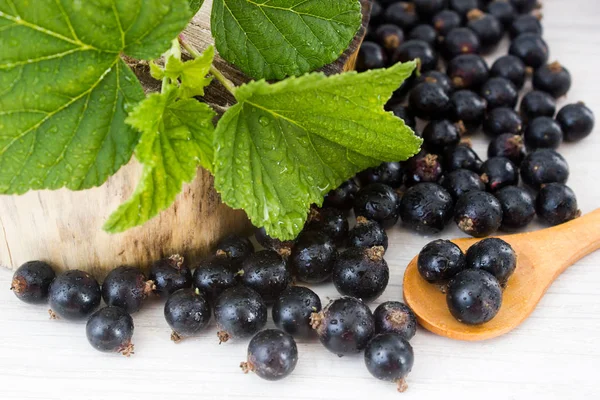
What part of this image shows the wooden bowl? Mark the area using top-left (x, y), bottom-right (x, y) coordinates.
top-left (0, 0), bottom-right (371, 277)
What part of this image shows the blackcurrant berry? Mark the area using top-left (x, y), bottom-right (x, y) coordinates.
top-left (240, 329), bottom-right (298, 381)
top-left (408, 24), bottom-right (438, 47)
top-left (370, 0), bottom-right (384, 25)
top-left (357, 41), bottom-right (387, 72)
top-left (390, 75), bottom-right (417, 103)
top-left (215, 234), bottom-right (254, 266)
top-left (447, 54), bottom-right (489, 90)
top-left (520, 149), bottom-right (569, 189)
top-left (509, 33), bottom-right (549, 69)
top-left (332, 246), bottom-right (389, 302)
top-left (466, 9), bottom-right (504, 53)
top-left (416, 71), bottom-right (454, 95)
top-left (433, 9), bottom-right (462, 36)
top-left (405, 151), bottom-right (444, 185)
top-left (48, 270), bottom-right (101, 320)
top-left (393, 40), bottom-right (439, 72)
top-left (86, 306), bottom-right (134, 356)
top-left (466, 238), bottom-right (517, 285)
top-left (357, 162), bottom-right (404, 188)
top-left (446, 269), bottom-right (502, 325)
top-left (239, 250), bottom-right (290, 304)
top-left (486, 1), bottom-right (517, 28)
top-left (164, 288), bottom-right (211, 342)
top-left (443, 143), bottom-right (483, 172)
top-left (441, 168), bottom-right (485, 200)
top-left (449, 0), bottom-right (480, 19)
top-left (409, 82), bottom-right (452, 119)
top-left (414, 0), bottom-right (448, 18)
top-left (490, 55), bottom-right (526, 89)
top-left (388, 103), bottom-right (417, 131)
top-left (442, 27), bottom-right (481, 60)
top-left (556, 102), bottom-right (595, 142)
top-left (10, 261), bottom-right (55, 304)
top-left (149, 255), bottom-right (192, 297)
top-left (510, 0), bottom-right (539, 14)
top-left (454, 191), bottom-right (503, 237)
top-left (422, 120), bottom-right (464, 154)
top-left (255, 226), bottom-right (295, 257)
top-left (509, 13), bottom-right (542, 38)
top-left (520, 90), bottom-right (556, 122)
top-left (290, 229), bottom-right (337, 284)
top-left (102, 266), bottom-right (154, 314)
top-left (533, 62), bottom-right (572, 98)
top-left (348, 216), bottom-right (389, 250)
top-left (353, 183), bottom-right (400, 228)
top-left (480, 77), bottom-right (519, 110)
top-left (215, 285), bottom-right (267, 343)
top-left (480, 156), bottom-right (519, 192)
top-left (488, 134), bottom-right (527, 166)
top-left (192, 254), bottom-right (238, 303)
top-left (311, 297), bottom-right (375, 355)
top-left (418, 239), bottom-right (466, 283)
top-left (483, 107), bottom-right (523, 137)
top-left (305, 206), bottom-right (349, 244)
top-left (384, 2), bottom-right (420, 31)
top-left (272, 286), bottom-right (322, 338)
top-left (373, 301), bottom-right (417, 340)
top-left (364, 333), bottom-right (414, 393)
top-left (524, 116), bottom-right (563, 149)
top-left (536, 183), bottom-right (581, 226)
top-left (495, 186), bottom-right (536, 230)
top-left (375, 24), bottom-right (405, 53)
top-left (400, 183), bottom-right (455, 233)
top-left (324, 179), bottom-right (360, 211)
top-left (450, 89), bottom-right (487, 130)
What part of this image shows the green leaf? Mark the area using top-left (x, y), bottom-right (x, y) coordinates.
top-left (188, 0), bottom-right (205, 14)
top-left (213, 61), bottom-right (422, 240)
top-left (0, 0), bottom-right (192, 194)
top-left (211, 0), bottom-right (362, 80)
top-left (164, 45), bottom-right (214, 98)
top-left (103, 87), bottom-right (216, 233)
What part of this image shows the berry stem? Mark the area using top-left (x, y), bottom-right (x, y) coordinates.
top-left (396, 378), bottom-right (408, 393)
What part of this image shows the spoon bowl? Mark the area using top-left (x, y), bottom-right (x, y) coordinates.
top-left (403, 208), bottom-right (600, 341)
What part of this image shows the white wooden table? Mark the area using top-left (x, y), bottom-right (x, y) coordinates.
top-left (1, 1), bottom-right (599, 399)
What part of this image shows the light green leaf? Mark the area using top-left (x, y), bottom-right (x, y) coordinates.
top-left (164, 45), bottom-right (214, 98)
top-left (104, 87), bottom-right (215, 233)
top-left (188, 0), bottom-right (205, 14)
top-left (0, 0), bottom-right (192, 194)
top-left (213, 61), bottom-right (422, 240)
top-left (211, 0), bottom-right (362, 80)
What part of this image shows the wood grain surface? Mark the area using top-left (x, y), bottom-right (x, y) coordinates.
top-left (1, 1), bottom-right (599, 400)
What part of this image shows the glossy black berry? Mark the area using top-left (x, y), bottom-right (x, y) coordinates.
top-left (255, 227), bottom-right (295, 256)
top-left (353, 183), bottom-right (400, 228)
top-left (488, 134), bottom-right (527, 166)
top-left (405, 151), bottom-right (444, 185)
top-left (375, 24), bottom-right (405, 53)
top-left (510, 13), bottom-right (542, 38)
top-left (102, 266), bottom-right (154, 314)
top-left (192, 254), bottom-right (238, 303)
top-left (241, 329), bottom-right (298, 381)
top-left (384, 2), bottom-right (420, 31)
top-left (466, 9), bottom-right (504, 52)
top-left (164, 288), bottom-right (211, 342)
top-left (533, 62), bottom-right (572, 98)
top-left (510, 0), bottom-right (539, 13)
top-left (432, 9), bottom-right (462, 36)
top-left (348, 216), bottom-right (388, 250)
top-left (447, 54), bottom-right (489, 90)
top-left (466, 238), bottom-right (517, 285)
top-left (388, 103), bottom-right (417, 131)
top-left (239, 250), bottom-right (290, 304)
top-left (444, 143), bottom-right (483, 172)
top-left (305, 206), bottom-right (349, 244)
top-left (483, 107), bottom-right (523, 137)
top-left (480, 77), bottom-right (518, 110)
top-left (442, 27), bottom-right (481, 60)
top-left (215, 285), bottom-right (267, 343)
top-left (536, 183), bottom-right (580, 226)
top-left (390, 75), bottom-right (417, 103)
top-left (364, 333), bottom-right (414, 392)
top-left (495, 186), bottom-right (536, 230)
top-left (393, 40), bottom-right (438, 72)
top-left (215, 235), bottom-right (254, 266)
top-left (290, 230), bottom-right (337, 284)
top-left (48, 270), bottom-right (101, 320)
top-left (149, 255), bottom-right (192, 297)
top-left (416, 71), bottom-right (454, 95)
top-left (272, 286), bottom-right (322, 338)
top-left (454, 191), bottom-right (503, 237)
top-left (556, 103), bottom-right (595, 142)
top-left (400, 183), bottom-right (454, 233)
top-left (86, 306), bottom-right (134, 356)
top-left (357, 162), bottom-right (404, 189)
top-left (449, 0), bottom-right (480, 19)
top-left (446, 269), bottom-right (502, 325)
top-left (10, 261), bottom-right (55, 304)
top-left (408, 24), bottom-right (437, 46)
top-left (414, 0), bottom-right (448, 18)
top-left (423, 120), bottom-right (463, 154)
top-left (441, 169), bottom-right (485, 200)
top-left (520, 90), bottom-right (556, 122)
top-left (524, 116), bottom-right (563, 149)
top-left (311, 297), bottom-right (375, 355)
top-left (410, 82), bottom-right (453, 120)
top-left (520, 149), bottom-right (569, 189)
top-left (357, 41), bottom-right (387, 72)
top-left (486, 1), bottom-right (516, 28)
top-left (324, 179), bottom-right (360, 211)
top-left (490, 55), bottom-right (526, 89)
top-left (333, 246), bottom-right (389, 302)
top-left (509, 33), bottom-right (549, 69)
top-left (418, 239), bottom-right (466, 283)
top-left (480, 156), bottom-right (519, 192)
top-left (450, 89), bottom-right (487, 130)
top-left (373, 302), bottom-right (417, 340)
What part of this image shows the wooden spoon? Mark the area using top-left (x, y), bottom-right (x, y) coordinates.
top-left (403, 208), bottom-right (600, 341)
